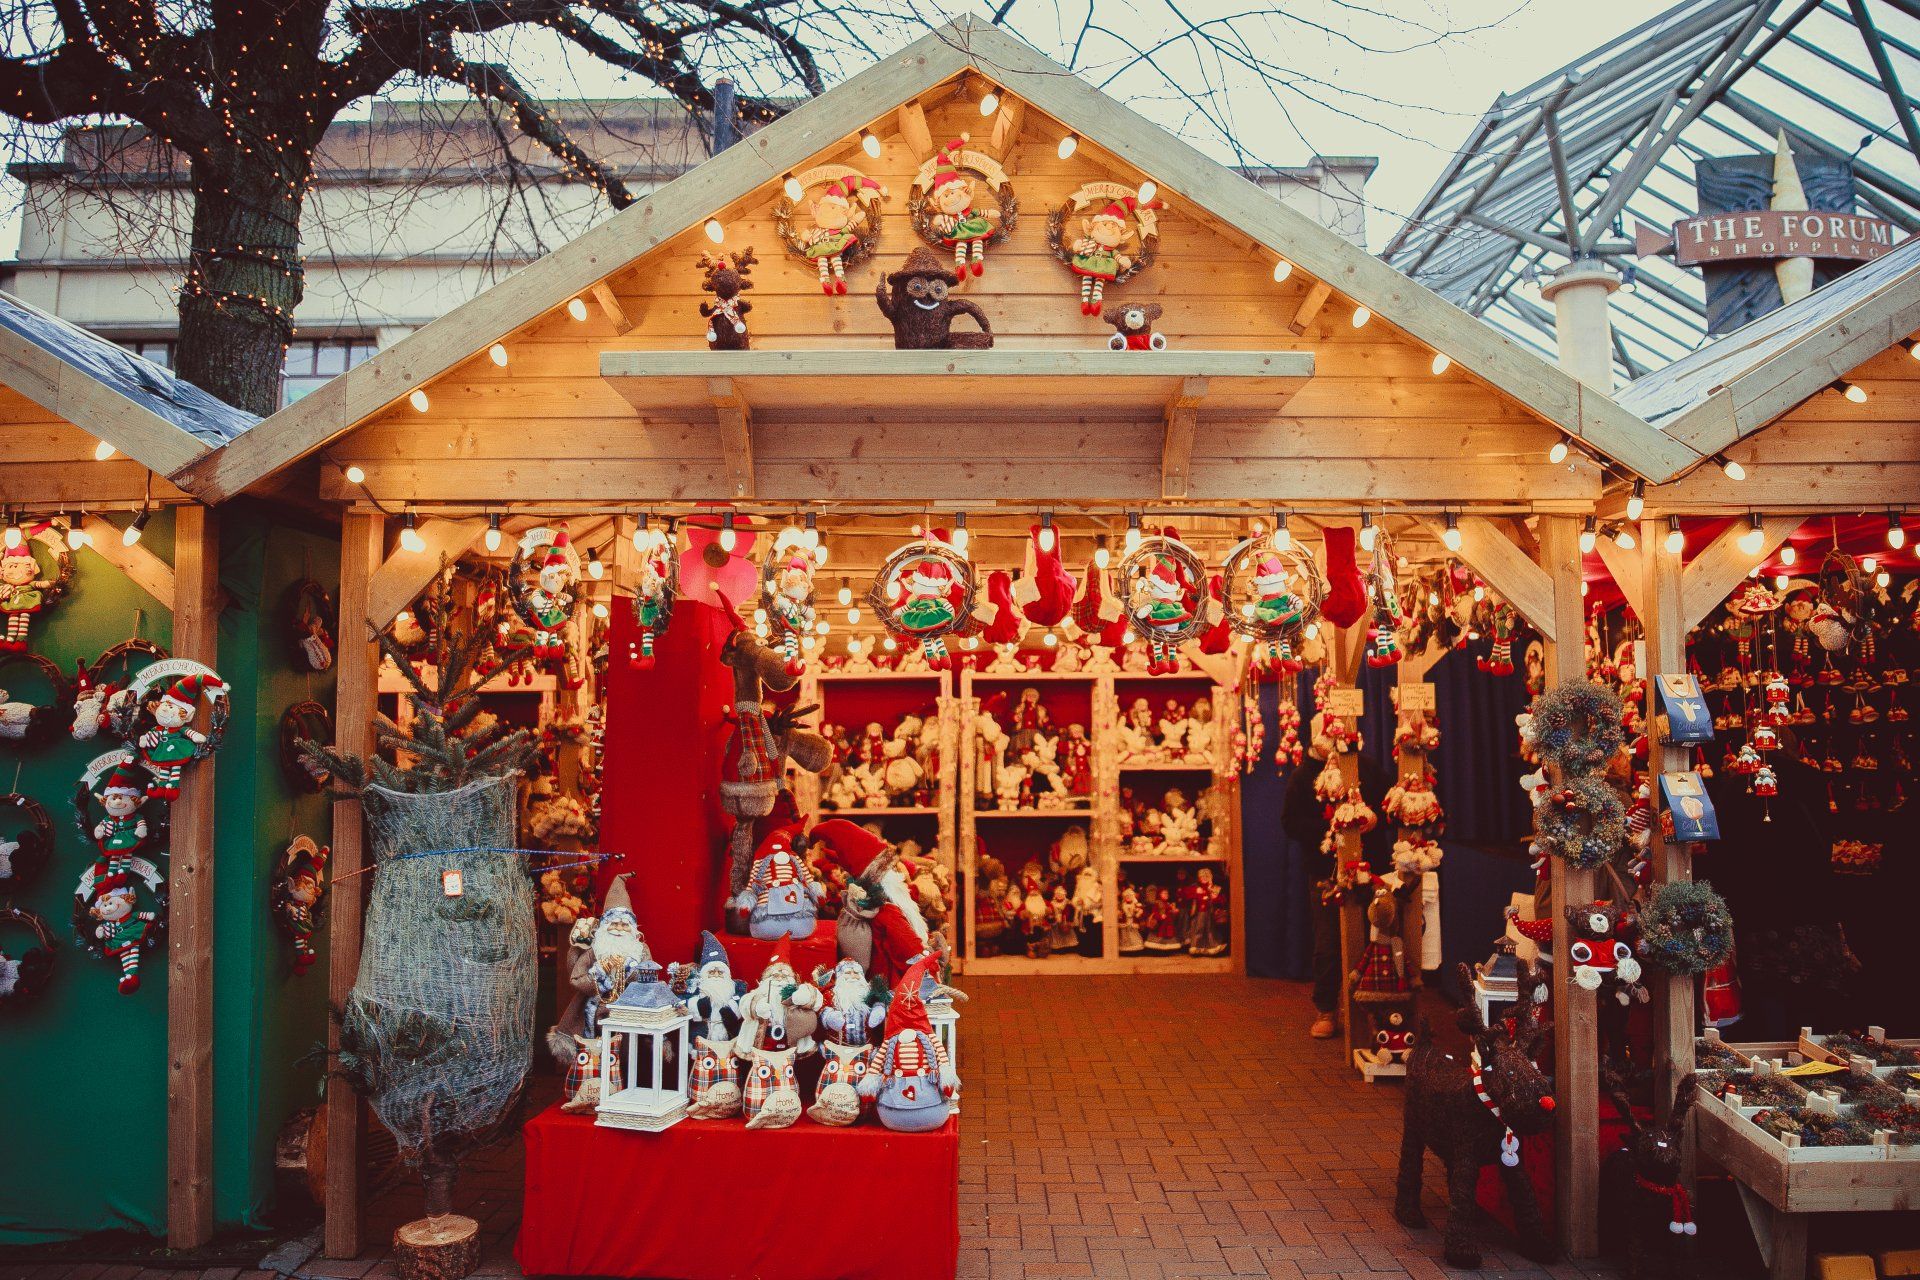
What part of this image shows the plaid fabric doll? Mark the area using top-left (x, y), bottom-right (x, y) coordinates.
top-left (809, 1042), bottom-right (876, 1126)
top-left (742, 1045), bottom-right (802, 1130)
top-left (687, 1037), bottom-right (743, 1119)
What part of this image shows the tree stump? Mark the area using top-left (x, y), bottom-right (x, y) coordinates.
top-left (393, 1214), bottom-right (481, 1280)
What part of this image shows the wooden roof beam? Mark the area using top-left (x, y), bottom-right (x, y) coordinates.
top-left (1681, 515), bottom-right (1798, 630)
top-left (1160, 377), bottom-right (1208, 499)
top-left (589, 283), bottom-right (634, 335)
top-left (898, 100), bottom-right (934, 157)
top-left (1417, 513), bottom-right (1557, 642)
top-left (989, 95), bottom-right (1026, 159)
top-left (366, 516), bottom-right (487, 629)
top-left (1289, 281), bottom-right (1333, 336)
top-left (1592, 532), bottom-right (1644, 619)
top-left (711, 377), bottom-right (756, 500)
top-left (77, 514), bottom-right (176, 610)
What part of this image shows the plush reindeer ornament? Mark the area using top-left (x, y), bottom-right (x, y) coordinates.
top-left (1600, 1070), bottom-right (1702, 1279)
top-left (715, 594), bottom-right (832, 929)
top-left (698, 248), bottom-right (757, 350)
top-left (1395, 961), bottom-right (1559, 1271)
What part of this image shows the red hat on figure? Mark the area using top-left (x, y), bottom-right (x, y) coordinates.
top-left (929, 136), bottom-right (970, 190)
top-left (752, 822), bottom-right (807, 863)
top-left (883, 956), bottom-right (937, 1040)
top-left (99, 762), bottom-right (146, 799)
top-left (161, 672), bottom-right (223, 710)
top-left (543, 530), bottom-right (571, 570)
top-left (764, 932), bottom-right (796, 977)
top-left (809, 818), bottom-right (892, 882)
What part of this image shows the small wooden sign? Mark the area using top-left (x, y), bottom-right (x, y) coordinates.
top-left (1398, 683), bottom-right (1435, 713)
top-left (1325, 687), bottom-right (1365, 718)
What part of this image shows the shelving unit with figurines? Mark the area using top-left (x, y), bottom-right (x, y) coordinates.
top-left (959, 650), bottom-right (1244, 975)
top-left (794, 655), bottom-right (959, 958)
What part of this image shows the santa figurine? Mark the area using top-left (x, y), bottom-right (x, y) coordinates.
top-left (1117, 886), bottom-right (1146, 955)
top-left (137, 673), bottom-right (224, 800)
top-left (810, 955), bottom-right (887, 1126)
top-left (858, 956), bottom-right (959, 1132)
top-left (809, 818), bottom-right (937, 989)
top-left (1061, 723), bottom-right (1093, 797)
top-left (766, 550), bottom-right (816, 676)
top-left (82, 864), bottom-right (160, 994)
top-left (524, 531), bottom-right (576, 662)
top-left (90, 762), bottom-right (149, 870)
top-left (736, 823), bottom-right (825, 941)
top-left (683, 930), bottom-right (747, 1119)
top-left (734, 934), bottom-right (823, 1060)
top-left (583, 874), bottom-right (651, 1035)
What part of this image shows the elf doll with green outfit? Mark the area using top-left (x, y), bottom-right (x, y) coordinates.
top-left (91, 761), bottom-right (150, 871)
top-left (0, 540), bottom-right (53, 652)
top-left (137, 672), bottom-right (224, 800)
top-left (81, 865), bottom-right (161, 994)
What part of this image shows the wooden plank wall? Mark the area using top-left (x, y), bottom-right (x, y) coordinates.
top-left (0, 392), bottom-right (191, 503)
top-left (328, 98), bottom-right (1591, 506)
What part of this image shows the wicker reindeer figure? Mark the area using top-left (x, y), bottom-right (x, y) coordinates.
top-left (1600, 1070), bottom-right (1702, 1280)
top-left (698, 247), bottom-right (758, 350)
top-left (715, 594), bottom-right (832, 929)
top-left (1394, 961), bottom-right (1559, 1271)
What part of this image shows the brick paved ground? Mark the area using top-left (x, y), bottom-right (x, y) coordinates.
top-left (19, 974), bottom-right (1747, 1280)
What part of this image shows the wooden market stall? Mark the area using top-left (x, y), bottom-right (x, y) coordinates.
top-left (168, 16), bottom-right (1920, 1265)
top-left (0, 289), bottom-right (340, 1253)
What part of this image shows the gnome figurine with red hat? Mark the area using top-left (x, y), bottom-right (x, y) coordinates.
top-left (90, 760), bottom-right (150, 869)
top-left (924, 136), bottom-right (998, 276)
top-left (809, 818), bottom-right (936, 989)
top-left (137, 671), bottom-right (226, 800)
top-left (733, 934), bottom-right (823, 1061)
top-left (858, 956), bottom-right (959, 1132)
top-left (737, 823), bottom-right (826, 940)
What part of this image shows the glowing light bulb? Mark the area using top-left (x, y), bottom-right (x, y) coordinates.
top-left (1351, 306), bottom-right (1371, 329)
top-left (1863, 555), bottom-right (1879, 574)
top-left (1837, 379), bottom-right (1868, 404)
top-left (1626, 480), bottom-right (1646, 521)
top-left (1549, 436), bottom-right (1571, 465)
top-left (489, 343), bottom-right (508, 366)
top-left (1136, 180), bottom-right (1157, 204)
top-left (1057, 134), bottom-right (1078, 160)
top-left (837, 583), bottom-right (853, 606)
top-left (1125, 516), bottom-right (1142, 554)
top-left (812, 543), bottom-right (828, 567)
top-left (1094, 543), bottom-right (1111, 570)
top-left (587, 550), bottom-right (605, 580)
top-left (1888, 513), bottom-right (1906, 550)
top-left (1272, 514), bottom-right (1291, 553)
top-left (3, 524), bottom-right (20, 549)
top-left (1042, 631), bottom-right (1057, 647)
top-left (1878, 570), bottom-right (1892, 588)
top-left (861, 131), bottom-right (882, 159)
top-left (979, 91), bottom-right (1000, 115)
top-left (1304, 622), bottom-right (1319, 640)
top-left (1718, 454), bottom-right (1746, 481)
top-left (592, 601), bottom-right (610, 620)
top-left (783, 174), bottom-right (804, 201)
top-left (1581, 581), bottom-right (1590, 597)
top-left (400, 514), bottom-right (426, 554)
top-left (1443, 514), bottom-right (1463, 553)
top-left (1359, 515), bottom-right (1377, 552)
top-left (123, 509), bottom-right (149, 546)
top-left (1271, 258), bottom-right (1293, 283)
top-left (64, 520), bottom-right (84, 551)
top-left (817, 620), bottom-right (831, 635)
top-left (1614, 526), bottom-right (1636, 551)
top-left (408, 388), bottom-right (430, 412)
top-left (485, 514), bottom-right (502, 553)
top-left (1430, 353), bottom-right (1450, 375)
top-left (753, 607), bottom-right (767, 626)
top-left (883, 636), bottom-right (898, 651)
top-left (719, 512), bottom-right (737, 553)
top-left (1774, 573), bottom-right (1790, 591)
top-left (1038, 516), bottom-right (1055, 554)
top-left (93, 440), bottom-right (116, 461)
top-left (1472, 585), bottom-right (1486, 602)
top-left (344, 464), bottom-right (366, 485)
top-left (566, 297), bottom-right (589, 321)
top-left (1578, 517), bottom-right (1596, 555)
top-left (1663, 518), bottom-right (1684, 554)
top-left (847, 607), bottom-right (861, 625)
top-left (1779, 543), bottom-right (1797, 566)
top-left (704, 219), bottom-right (725, 243)
top-left (1428, 590), bottom-right (1441, 607)
top-left (1737, 515), bottom-right (1765, 556)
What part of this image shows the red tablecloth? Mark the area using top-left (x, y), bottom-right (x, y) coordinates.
top-left (721, 931), bottom-right (837, 984)
top-left (516, 1105), bottom-right (959, 1280)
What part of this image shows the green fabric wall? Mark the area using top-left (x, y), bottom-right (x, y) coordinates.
top-left (0, 502), bottom-right (337, 1244)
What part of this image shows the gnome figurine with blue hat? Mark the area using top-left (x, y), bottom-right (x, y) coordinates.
top-left (859, 955), bottom-right (958, 1132)
top-left (684, 930), bottom-right (749, 1119)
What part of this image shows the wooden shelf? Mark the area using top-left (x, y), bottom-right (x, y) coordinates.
top-left (1117, 760), bottom-right (1217, 772)
top-left (815, 668), bottom-right (945, 681)
top-left (816, 805), bottom-right (941, 816)
top-left (961, 953), bottom-right (1234, 976)
top-left (1118, 853), bottom-right (1228, 863)
top-left (968, 670), bottom-right (1101, 682)
top-left (973, 807), bottom-right (1094, 820)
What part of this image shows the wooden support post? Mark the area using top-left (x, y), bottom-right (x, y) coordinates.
top-left (1160, 377), bottom-right (1206, 499)
top-left (710, 378), bottom-right (755, 500)
top-left (1593, 533), bottom-right (1645, 620)
top-left (1538, 514), bottom-right (1599, 1259)
top-left (589, 282), bottom-right (634, 334)
top-left (1640, 518), bottom-right (1694, 1125)
top-left (1288, 280), bottom-right (1332, 335)
top-left (166, 504), bottom-right (218, 1249)
top-left (325, 512), bottom-right (384, 1259)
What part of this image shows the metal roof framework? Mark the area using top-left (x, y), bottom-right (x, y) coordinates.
top-left (1383, 0), bottom-right (1920, 382)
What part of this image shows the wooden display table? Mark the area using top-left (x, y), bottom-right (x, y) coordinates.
top-left (516, 1106), bottom-right (959, 1279)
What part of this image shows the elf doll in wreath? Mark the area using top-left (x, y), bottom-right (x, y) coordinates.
top-left (522, 532), bottom-right (577, 663)
top-left (925, 137), bottom-right (998, 277)
top-left (90, 761), bottom-right (150, 870)
top-left (78, 861), bottom-right (162, 994)
top-left (890, 554), bottom-right (963, 668)
top-left (801, 175), bottom-right (885, 294)
top-left (137, 673), bottom-right (225, 800)
top-left (272, 838), bottom-right (330, 976)
top-left (1068, 196), bottom-right (1158, 315)
top-left (0, 540), bottom-right (56, 652)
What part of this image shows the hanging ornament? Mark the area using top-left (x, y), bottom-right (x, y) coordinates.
top-left (0, 904), bottom-right (56, 1008)
top-left (697, 248), bottom-right (758, 350)
top-left (0, 527), bottom-right (73, 653)
top-left (271, 835), bottom-right (331, 976)
top-left (108, 657), bottom-right (230, 800)
top-left (71, 639), bottom-right (169, 742)
top-left (507, 526), bottom-right (579, 670)
top-left (75, 749), bottom-right (156, 870)
top-left (1364, 532), bottom-right (1405, 667)
top-left (629, 523), bottom-right (679, 670)
top-left (279, 700), bottom-right (335, 793)
top-left (1221, 535), bottom-right (1325, 673)
top-left (908, 134), bottom-right (1015, 278)
top-left (72, 844), bottom-right (165, 996)
top-left (0, 652), bottom-right (74, 747)
top-left (759, 531), bottom-right (820, 676)
top-left (869, 537), bottom-right (976, 671)
top-left (0, 792), bottom-right (54, 892)
top-left (1047, 182), bottom-right (1162, 314)
top-left (1116, 531), bottom-right (1212, 674)
top-left (1479, 604), bottom-right (1519, 677)
top-left (285, 578), bottom-right (337, 672)
top-left (773, 166), bottom-right (886, 294)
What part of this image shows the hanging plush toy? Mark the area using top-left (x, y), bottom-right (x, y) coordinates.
top-left (1480, 604), bottom-right (1519, 676)
top-left (110, 660), bottom-right (228, 800)
top-left (909, 135), bottom-right (1013, 277)
top-left (1013, 523), bottom-right (1077, 629)
top-left (1222, 535), bottom-right (1325, 671)
top-left (285, 578), bottom-right (337, 672)
top-left (507, 526), bottom-right (578, 669)
top-left (1049, 183), bottom-right (1162, 314)
top-left (272, 836), bottom-right (330, 976)
top-left (72, 639), bottom-right (168, 742)
top-left (0, 652), bottom-right (73, 746)
top-left (85, 759), bottom-right (151, 867)
top-left (0, 904), bottom-right (57, 1008)
top-left (696, 247), bottom-right (757, 349)
top-left (870, 536), bottom-right (976, 671)
top-left (759, 532), bottom-right (820, 676)
top-left (775, 166), bottom-right (886, 294)
top-left (73, 850), bottom-right (165, 994)
top-left (1116, 531), bottom-right (1213, 674)
top-left (628, 520), bottom-right (677, 670)
top-left (0, 792), bottom-right (52, 892)
top-left (1507, 902), bottom-right (1649, 1006)
top-left (0, 530), bottom-right (72, 653)
top-left (1320, 525), bottom-right (1367, 630)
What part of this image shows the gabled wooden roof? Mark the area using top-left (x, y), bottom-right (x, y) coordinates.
top-left (177, 18), bottom-right (1697, 504)
top-left (0, 288), bottom-right (254, 480)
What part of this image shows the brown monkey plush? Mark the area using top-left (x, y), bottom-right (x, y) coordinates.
top-left (1103, 300), bottom-right (1166, 351)
top-left (875, 247), bottom-right (994, 349)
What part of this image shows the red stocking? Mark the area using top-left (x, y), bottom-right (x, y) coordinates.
top-left (1014, 525), bottom-right (1078, 628)
top-left (1322, 525), bottom-right (1367, 629)
top-left (1199, 573), bottom-right (1232, 654)
top-left (980, 571), bottom-right (1026, 646)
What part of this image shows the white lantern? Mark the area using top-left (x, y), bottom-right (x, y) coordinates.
top-left (595, 974), bottom-right (692, 1131)
top-left (927, 988), bottom-right (960, 1076)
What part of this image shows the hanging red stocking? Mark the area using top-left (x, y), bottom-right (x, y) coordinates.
top-left (979, 571), bottom-right (1026, 647)
top-left (1321, 525), bottom-right (1367, 629)
top-left (1013, 525), bottom-right (1077, 628)
top-left (1199, 574), bottom-right (1232, 654)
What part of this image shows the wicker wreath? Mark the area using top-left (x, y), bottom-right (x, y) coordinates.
top-left (1639, 879), bottom-right (1734, 976)
top-left (506, 525), bottom-right (580, 634)
top-left (1115, 533), bottom-right (1212, 646)
top-left (1528, 682), bottom-right (1627, 774)
top-left (0, 792), bottom-right (54, 892)
top-left (70, 846), bottom-right (167, 959)
top-left (106, 656), bottom-right (229, 758)
top-left (907, 146), bottom-right (1018, 252)
top-left (758, 537), bottom-right (820, 641)
top-left (772, 164), bottom-right (886, 270)
top-left (1044, 183), bottom-right (1160, 286)
top-left (279, 700), bottom-right (335, 793)
top-left (0, 905), bottom-right (57, 1008)
top-left (0, 652), bottom-right (74, 749)
top-left (1534, 774), bottom-right (1627, 870)
top-left (72, 747), bottom-right (162, 846)
top-left (6, 534), bottom-right (75, 606)
top-left (1220, 536), bottom-right (1326, 644)
top-left (285, 577), bottom-right (337, 671)
top-left (867, 539), bottom-right (976, 641)
top-left (629, 525), bottom-right (679, 635)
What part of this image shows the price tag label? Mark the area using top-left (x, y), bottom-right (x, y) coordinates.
top-left (1399, 683), bottom-right (1436, 713)
top-left (1326, 687), bottom-right (1365, 717)
top-left (442, 868), bottom-right (465, 897)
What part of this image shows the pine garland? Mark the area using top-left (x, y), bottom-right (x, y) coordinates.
top-left (1529, 682), bottom-right (1627, 773)
top-left (300, 566), bottom-right (540, 794)
top-left (1534, 775), bottom-right (1627, 869)
top-left (1639, 880), bottom-right (1734, 976)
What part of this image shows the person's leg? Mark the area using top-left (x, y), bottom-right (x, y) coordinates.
top-left (1310, 897), bottom-right (1340, 1036)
